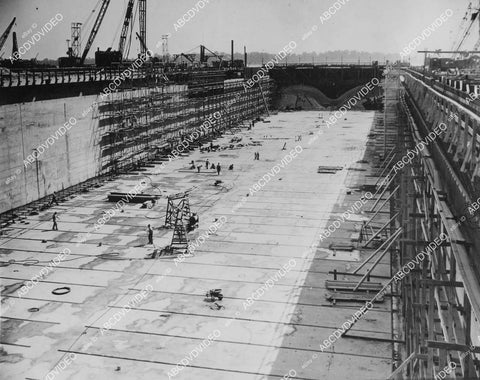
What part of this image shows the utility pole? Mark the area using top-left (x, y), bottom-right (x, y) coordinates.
top-left (384, 70), bottom-right (387, 157)
top-left (33, 149), bottom-right (40, 199)
top-left (162, 34), bottom-right (169, 62)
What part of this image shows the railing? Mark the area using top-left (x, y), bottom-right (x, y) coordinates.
top-left (0, 66), bottom-right (239, 88)
top-left (276, 61), bottom-right (388, 68)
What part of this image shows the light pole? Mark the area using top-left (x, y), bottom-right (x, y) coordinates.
top-left (33, 148), bottom-right (40, 199)
top-left (19, 104), bottom-right (28, 204)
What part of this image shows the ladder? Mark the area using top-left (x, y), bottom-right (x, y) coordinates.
top-left (169, 207), bottom-right (189, 252)
top-left (165, 192), bottom-right (190, 228)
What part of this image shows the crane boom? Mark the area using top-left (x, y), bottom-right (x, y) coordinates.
top-left (12, 32), bottom-right (18, 56)
top-left (80, 0), bottom-right (111, 64)
top-left (135, 32), bottom-right (149, 56)
top-left (0, 17), bottom-right (16, 54)
top-left (138, 0), bottom-right (147, 56)
top-left (474, 2), bottom-right (480, 51)
top-left (118, 0), bottom-right (135, 58)
top-left (173, 53), bottom-right (196, 63)
top-left (200, 45), bottom-right (223, 65)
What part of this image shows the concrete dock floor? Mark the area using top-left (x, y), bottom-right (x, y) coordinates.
top-left (1, 111), bottom-right (392, 379)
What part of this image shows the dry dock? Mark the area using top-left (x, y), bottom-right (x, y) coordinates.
top-left (1, 110), bottom-right (392, 379)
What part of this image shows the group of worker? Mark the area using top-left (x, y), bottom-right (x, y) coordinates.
top-left (190, 159), bottom-right (222, 175)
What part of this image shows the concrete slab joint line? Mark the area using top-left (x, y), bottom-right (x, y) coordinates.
top-left (1, 110), bottom-right (386, 379)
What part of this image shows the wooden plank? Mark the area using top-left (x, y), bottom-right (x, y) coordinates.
top-left (325, 280), bottom-right (384, 292)
top-left (427, 340), bottom-right (480, 353)
top-left (325, 290), bottom-right (385, 303)
top-left (387, 352), bottom-right (416, 379)
top-left (419, 279), bottom-right (464, 287)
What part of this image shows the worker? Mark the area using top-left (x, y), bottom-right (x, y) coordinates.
top-left (210, 163), bottom-right (215, 170)
top-left (197, 165), bottom-right (201, 173)
top-left (49, 191), bottom-right (59, 206)
top-left (147, 224), bottom-right (153, 245)
top-left (187, 213), bottom-right (199, 232)
top-left (190, 160), bottom-right (195, 170)
top-left (228, 164), bottom-right (234, 170)
top-left (216, 163), bottom-right (221, 175)
top-left (205, 159), bottom-right (210, 169)
top-left (52, 212), bottom-right (58, 231)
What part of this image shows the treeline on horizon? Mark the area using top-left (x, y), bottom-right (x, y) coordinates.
top-left (32, 50), bottom-right (400, 66)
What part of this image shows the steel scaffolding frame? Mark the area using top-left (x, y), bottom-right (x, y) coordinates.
top-left (390, 81), bottom-right (480, 380)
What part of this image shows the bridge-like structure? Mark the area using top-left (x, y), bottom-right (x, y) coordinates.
top-left (268, 63), bottom-right (385, 102)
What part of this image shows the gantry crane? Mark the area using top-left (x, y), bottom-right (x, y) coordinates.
top-left (0, 17), bottom-right (16, 55)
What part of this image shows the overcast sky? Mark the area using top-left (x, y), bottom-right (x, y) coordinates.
top-left (0, 0), bottom-right (475, 64)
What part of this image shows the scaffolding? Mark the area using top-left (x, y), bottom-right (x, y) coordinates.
top-left (95, 77), bottom-right (273, 176)
top-left (387, 72), bottom-right (480, 379)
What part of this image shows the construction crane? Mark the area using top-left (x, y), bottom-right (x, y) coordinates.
top-left (11, 31), bottom-right (18, 58)
top-left (451, 1), bottom-right (480, 57)
top-left (418, 50), bottom-right (480, 54)
top-left (200, 45), bottom-right (223, 65)
top-left (80, 0), bottom-right (111, 64)
top-left (135, 32), bottom-right (149, 56)
top-left (118, 0), bottom-right (135, 59)
top-left (172, 53), bottom-right (196, 63)
top-left (473, 0), bottom-right (480, 51)
top-left (138, 0), bottom-right (147, 56)
top-left (0, 17), bottom-right (16, 55)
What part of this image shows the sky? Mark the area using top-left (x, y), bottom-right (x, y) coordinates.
top-left (0, 0), bottom-right (476, 64)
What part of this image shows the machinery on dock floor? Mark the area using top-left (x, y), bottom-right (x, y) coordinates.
top-left (161, 192), bottom-right (192, 255)
top-left (205, 289), bottom-right (223, 302)
top-left (165, 192), bottom-right (191, 228)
